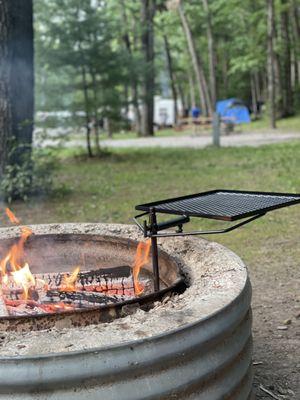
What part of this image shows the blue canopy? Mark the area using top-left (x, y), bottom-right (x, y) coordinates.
top-left (216, 98), bottom-right (250, 124)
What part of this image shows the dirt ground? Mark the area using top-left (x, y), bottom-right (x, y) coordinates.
top-left (250, 240), bottom-right (299, 399)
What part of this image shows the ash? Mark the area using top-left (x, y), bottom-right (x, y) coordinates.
top-left (0, 223), bottom-right (247, 357)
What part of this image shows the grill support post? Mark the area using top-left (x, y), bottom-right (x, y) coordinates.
top-left (150, 208), bottom-right (160, 292)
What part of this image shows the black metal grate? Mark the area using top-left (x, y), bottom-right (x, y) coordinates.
top-left (136, 190), bottom-right (300, 221)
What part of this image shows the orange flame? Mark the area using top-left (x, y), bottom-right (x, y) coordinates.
top-left (60, 266), bottom-right (80, 292)
top-left (132, 240), bottom-right (151, 295)
top-left (0, 209), bottom-right (34, 300)
top-left (11, 263), bottom-right (35, 300)
top-left (5, 208), bottom-right (20, 225)
top-left (1, 226), bottom-right (33, 275)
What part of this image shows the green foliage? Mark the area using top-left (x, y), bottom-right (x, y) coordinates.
top-left (0, 149), bottom-right (57, 203)
top-left (33, 0), bottom-right (300, 132)
top-left (34, 0), bottom-right (129, 141)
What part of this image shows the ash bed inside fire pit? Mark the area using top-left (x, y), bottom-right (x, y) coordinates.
top-left (0, 223), bottom-right (253, 400)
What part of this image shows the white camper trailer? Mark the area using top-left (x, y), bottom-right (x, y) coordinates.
top-left (154, 96), bottom-right (179, 127)
top-left (127, 96), bottom-right (181, 128)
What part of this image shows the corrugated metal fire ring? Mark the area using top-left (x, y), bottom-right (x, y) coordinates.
top-left (0, 223), bottom-right (253, 400)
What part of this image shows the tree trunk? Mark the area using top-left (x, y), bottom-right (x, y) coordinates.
top-left (291, 0), bottom-right (300, 45)
top-left (250, 73), bottom-right (258, 118)
top-left (163, 34), bottom-right (178, 125)
top-left (188, 71), bottom-right (196, 108)
top-left (0, 0), bottom-right (34, 177)
top-left (0, 0), bottom-right (11, 177)
top-left (291, 0), bottom-right (300, 86)
top-left (90, 69), bottom-right (101, 155)
top-left (81, 66), bottom-right (93, 157)
top-left (274, 52), bottom-right (283, 112)
top-left (120, 0), bottom-right (142, 135)
top-left (254, 71), bottom-right (261, 102)
top-left (280, 0), bottom-right (293, 116)
top-left (176, 80), bottom-right (187, 114)
top-left (140, 0), bottom-right (156, 136)
top-left (202, 0), bottom-right (217, 107)
top-left (221, 48), bottom-right (229, 97)
top-left (291, 48), bottom-right (299, 88)
top-left (177, 0), bottom-right (212, 116)
top-left (267, 0), bottom-right (276, 128)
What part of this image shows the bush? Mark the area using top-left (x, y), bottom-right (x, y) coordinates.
top-left (0, 148), bottom-right (57, 202)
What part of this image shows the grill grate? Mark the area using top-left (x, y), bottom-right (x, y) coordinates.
top-left (136, 190), bottom-right (300, 221)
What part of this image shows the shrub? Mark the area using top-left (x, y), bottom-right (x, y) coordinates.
top-left (0, 148), bottom-right (57, 203)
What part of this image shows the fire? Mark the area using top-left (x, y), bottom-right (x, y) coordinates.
top-left (0, 208), bottom-right (151, 317)
top-left (132, 240), bottom-right (151, 295)
top-left (5, 208), bottom-right (20, 225)
top-left (0, 209), bottom-right (34, 300)
top-left (11, 263), bottom-right (35, 300)
top-left (60, 266), bottom-right (80, 291)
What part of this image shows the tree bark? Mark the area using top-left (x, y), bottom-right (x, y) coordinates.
top-left (202, 0), bottom-right (217, 107)
top-left (291, 0), bottom-right (300, 86)
top-left (163, 34), bottom-right (178, 125)
top-left (176, 79), bottom-right (187, 113)
top-left (250, 73), bottom-right (258, 118)
top-left (177, 0), bottom-right (212, 116)
top-left (0, 0), bottom-right (34, 176)
top-left (267, 0), bottom-right (276, 128)
top-left (280, 0), bottom-right (293, 116)
top-left (254, 71), bottom-right (262, 102)
top-left (0, 0), bottom-right (11, 177)
top-left (81, 66), bottom-right (93, 157)
top-left (188, 71), bottom-right (196, 108)
top-left (90, 69), bottom-right (101, 155)
top-left (221, 47), bottom-right (229, 97)
top-left (120, 0), bottom-right (142, 135)
top-left (291, 0), bottom-right (300, 45)
top-left (140, 0), bottom-right (156, 136)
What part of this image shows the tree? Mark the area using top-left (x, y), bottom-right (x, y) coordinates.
top-left (0, 0), bottom-right (34, 178)
top-left (33, 0), bottom-right (300, 142)
top-left (202, 0), bottom-right (217, 107)
top-left (140, 0), bottom-right (156, 136)
top-left (163, 34), bottom-right (179, 124)
top-left (119, 0), bottom-right (142, 135)
top-left (280, 0), bottom-right (293, 116)
top-left (175, 0), bottom-right (212, 116)
top-left (35, 0), bottom-right (126, 155)
top-left (267, 0), bottom-right (277, 128)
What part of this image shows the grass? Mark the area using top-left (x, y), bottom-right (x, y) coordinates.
top-left (240, 112), bottom-right (300, 133)
top-left (5, 140), bottom-right (300, 270)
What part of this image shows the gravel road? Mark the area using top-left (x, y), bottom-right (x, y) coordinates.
top-left (37, 130), bottom-right (300, 149)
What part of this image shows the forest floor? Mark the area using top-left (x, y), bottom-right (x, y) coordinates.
top-left (4, 143), bottom-right (300, 398)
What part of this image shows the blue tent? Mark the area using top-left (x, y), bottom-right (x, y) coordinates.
top-left (216, 98), bottom-right (250, 124)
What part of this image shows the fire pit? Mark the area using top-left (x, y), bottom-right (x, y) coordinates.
top-left (0, 222), bottom-right (184, 332)
top-left (0, 223), bottom-right (252, 399)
